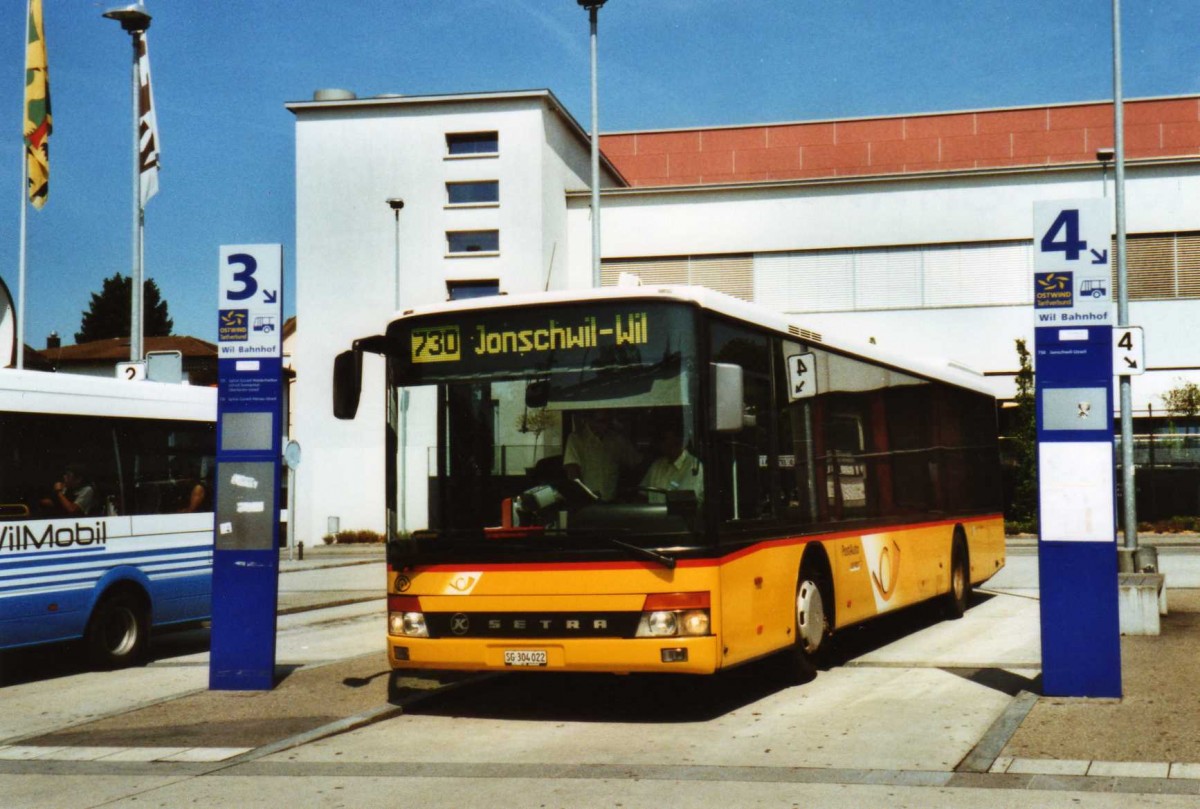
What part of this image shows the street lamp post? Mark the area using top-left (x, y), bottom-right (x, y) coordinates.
top-left (1112, 0), bottom-right (1141, 569)
top-left (386, 197), bottom-right (404, 311)
top-left (102, 4), bottom-right (152, 363)
top-left (385, 197), bottom-right (407, 537)
top-left (1096, 147), bottom-right (1114, 198)
top-left (578, 0), bottom-right (607, 288)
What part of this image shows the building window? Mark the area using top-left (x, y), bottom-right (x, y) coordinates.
top-left (447, 230), bottom-right (499, 255)
top-left (446, 181), bottom-right (499, 206)
top-left (446, 131), bottom-right (498, 157)
top-left (447, 280), bottom-right (500, 300)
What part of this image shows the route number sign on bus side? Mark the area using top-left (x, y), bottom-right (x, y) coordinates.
top-left (786, 353), bottom-right (816, 401)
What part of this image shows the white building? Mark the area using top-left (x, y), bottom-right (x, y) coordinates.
top-left (287, 89), bottom-right (1200, 544)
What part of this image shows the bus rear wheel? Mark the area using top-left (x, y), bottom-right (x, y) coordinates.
top-left (942, 537), bottom-right (971, 620)
top-left (85, 591), bottom-right (149, 669)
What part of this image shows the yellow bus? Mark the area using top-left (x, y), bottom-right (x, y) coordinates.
top-left (333, 285), bottom-right (1004, 685)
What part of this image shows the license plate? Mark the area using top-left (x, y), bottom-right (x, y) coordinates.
top-left (503, 650), bottom-right (548, 667)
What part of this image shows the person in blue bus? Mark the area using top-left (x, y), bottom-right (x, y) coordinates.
top-left (41, 463), bottom-right (98, 516)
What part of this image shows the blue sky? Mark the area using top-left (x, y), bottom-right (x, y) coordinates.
top-left (2, 0), bottom-right (1197, 348)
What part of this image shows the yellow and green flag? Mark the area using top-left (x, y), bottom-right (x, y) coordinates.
top-left (24, 0), bottom-right (52, 209)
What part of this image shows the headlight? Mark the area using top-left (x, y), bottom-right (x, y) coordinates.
top-left (646, 611), bottom-right (677, 636)
top-left (387, 595), bottom-right (428, 637)
top-left (679, 610), bottom-right (710, 636)
top-left (635, 593), bottom-right (711, 638)
top-left (388, 611), bottom-right (428, 637)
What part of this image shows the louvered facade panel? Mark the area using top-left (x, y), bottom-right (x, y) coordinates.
top-left (601, 255), bottom-right (753, 301)
top-left (754, 251), bottom-right (855, 312)
top-left (853, 249), bottom-right (922, 310)
top-left (1173, 233), bottom-right (1200, 298)
top-left (1123, 234), bottom-right (1176, 300)
top-left (601, 257), bottom-right (690, 288)
top-left (688, 255), bottom-right (754, 301)
top-left (922, 242), bottom-right (1031, 307)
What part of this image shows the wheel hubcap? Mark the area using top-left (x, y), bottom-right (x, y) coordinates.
top-left (796, 580), bottom-right (825, 653)
top-left (102, 608), bottom-right (138, 656)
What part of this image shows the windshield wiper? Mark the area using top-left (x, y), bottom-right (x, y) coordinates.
top-left (608, 538), bottom-right (676, 569)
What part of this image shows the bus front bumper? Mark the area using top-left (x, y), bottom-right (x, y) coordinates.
top-left (388, 635), bottom-right (721, 675)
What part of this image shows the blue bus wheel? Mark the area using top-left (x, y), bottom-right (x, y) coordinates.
top-left (85, 591), bottom-right (149, 669)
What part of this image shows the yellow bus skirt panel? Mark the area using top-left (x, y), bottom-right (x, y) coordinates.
top-left (385, 514), bottom-right (1005, 676)
top-left (389, 635), bottom-right (721, 675)
top-left (964, 515), bottom-right (1006, 586)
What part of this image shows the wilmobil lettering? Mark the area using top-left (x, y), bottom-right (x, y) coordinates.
top-left (0, 521), bottom-right (108, 553)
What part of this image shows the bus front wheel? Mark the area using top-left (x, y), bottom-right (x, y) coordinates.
top-left (785, 571), bottom-right (831, 681)
top-left (85, 591), bottom-right (149, 669)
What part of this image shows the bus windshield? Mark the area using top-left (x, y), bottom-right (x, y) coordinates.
top-left (388, 301), bottom-right (704, 550)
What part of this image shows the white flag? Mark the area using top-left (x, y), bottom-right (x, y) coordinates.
top-left (136, 33), bottom-right (160, 205)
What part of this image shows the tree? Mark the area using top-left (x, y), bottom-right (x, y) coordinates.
top-left (1161, 380), bottom-right (1200, 421)
top-left (75, 273), bottom-right (173, 344)
top-left (1010, 338), bottom-right (1038, 526)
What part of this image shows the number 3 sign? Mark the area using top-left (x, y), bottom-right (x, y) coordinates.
top-left (218, 244), bottom-right (283, 359)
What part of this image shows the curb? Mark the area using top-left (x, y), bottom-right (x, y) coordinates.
top-left (956, 690), bottom-right (1039, 773)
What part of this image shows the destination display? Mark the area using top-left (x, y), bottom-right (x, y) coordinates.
top-left (394, 303), bottom-right (691, 381)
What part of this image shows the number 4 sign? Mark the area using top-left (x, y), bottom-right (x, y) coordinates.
top-left (786, 353), bottom-right (817, 401)
top-left (1033, 199), bottom-right (1112, 271)
top-left (1113, 327), bottom-right (1145, 376)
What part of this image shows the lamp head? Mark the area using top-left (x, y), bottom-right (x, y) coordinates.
top-left (102, 4), bottom-right (152, 33)
top-left (577, 0), bottom-right (608, 9)
top-left (1096, 147), bottom-right (1115, 163)
top-left (386, 198), bottom-right (405, 211)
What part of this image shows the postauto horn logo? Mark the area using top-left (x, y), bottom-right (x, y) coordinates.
top-left (1034, 272), bottom-right (1073, 309)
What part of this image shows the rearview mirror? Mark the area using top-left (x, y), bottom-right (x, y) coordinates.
top-left (332, 350), bottom-right (363, 420)
top-left (711, 362), bottom-right (744, 432)
top-left (525, 379), bottom-right (550, 409)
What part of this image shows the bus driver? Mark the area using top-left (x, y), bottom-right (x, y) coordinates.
top-left (562, 411), bottom-right (640, 502)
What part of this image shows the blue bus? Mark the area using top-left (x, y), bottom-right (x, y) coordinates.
top-left (0, 370), bottom-right (216, 668)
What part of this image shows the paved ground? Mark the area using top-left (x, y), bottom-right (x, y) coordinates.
top-left (1002, 588), bottom-right (1200, 765)
top-left (4, 537), bottom-right (1200, 807)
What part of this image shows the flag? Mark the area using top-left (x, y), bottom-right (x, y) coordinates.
top-left (136, 33), bottom-right (160, 206)
top-left (23, 0), bottom-right (52, 209)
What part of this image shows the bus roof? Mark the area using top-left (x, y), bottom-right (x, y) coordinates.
top-left (387, 285), bottom-right (995, 397)
top-left (0, 370), bottom-right (216, 422)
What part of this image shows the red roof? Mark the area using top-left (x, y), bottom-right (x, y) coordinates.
top-left (600, 96), bottom-right (1200, 187)
top-left (45, 335), bottom-right (216, 364)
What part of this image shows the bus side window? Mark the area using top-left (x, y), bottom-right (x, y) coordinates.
top-left (126, 420), bottom-right (216, 515)
top-left (711, 323), bottom-right (774, 523)
top-left (775, 340), bottom-right (818, 526)
top-left (0, 412), bottom-right (120, 518)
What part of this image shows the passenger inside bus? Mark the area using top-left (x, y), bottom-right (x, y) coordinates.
top-left (177, 470), bottom-right (213, 513)
top-left (40, 463), bottom-right (99, 517)
top-left (639, 422), bottom-right (703, 504)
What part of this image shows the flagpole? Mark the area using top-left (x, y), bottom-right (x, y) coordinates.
top-left (130, 30), bottom-right (143, 362)
top-left (16, 0), bottom-right (31, 370)
top-left (17, 142), bottom-right (28, 371)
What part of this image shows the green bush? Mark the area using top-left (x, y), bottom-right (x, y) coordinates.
top-left (1005, 518), bottom-right (1038, 536)
top-left (1138, 516), bottom-right (1200, 534)
top-left (321, 529), bottom-right (386, 545)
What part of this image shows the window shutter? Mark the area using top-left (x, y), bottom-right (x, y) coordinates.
top-left (688, 255), bottom-right (753, 301)
top-left (1174, 233), bottom-right (1200, 298)
top-left (1124, 234), bottom-right (1177, 300)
